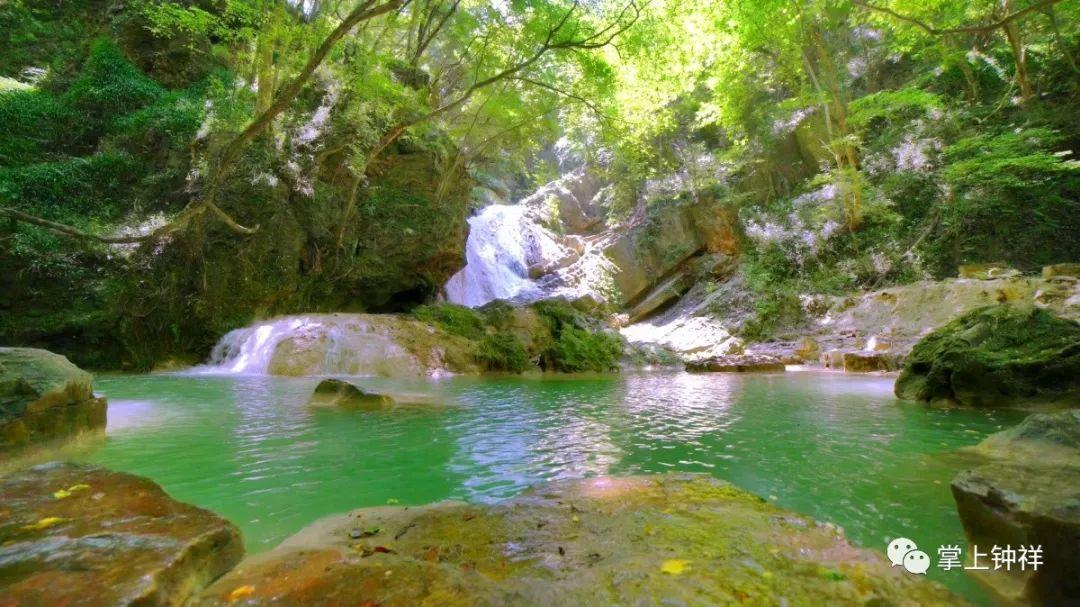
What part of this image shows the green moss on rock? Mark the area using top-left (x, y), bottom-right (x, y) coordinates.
top-left (895, 305), bottom-right (1080, 407)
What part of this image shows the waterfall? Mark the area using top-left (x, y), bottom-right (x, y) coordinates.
top-left (193, 317), bottom-right (321, 374)
top-left (444, 204), bottom-right (564, 307)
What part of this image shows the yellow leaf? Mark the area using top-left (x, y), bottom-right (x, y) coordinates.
top-left (21, 517), bottom-right (67, 531)
top-left (661, 559), bottom-right (690, 575)
top-left (228, 585), bottom-right (255, 602)
top-left (53, 489), bottom-right (71, 499)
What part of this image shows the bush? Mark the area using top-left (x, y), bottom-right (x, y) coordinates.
top-left (543, 326), bottom-right (623, 373)
top-left (475, 332), bottom-right (532, 373)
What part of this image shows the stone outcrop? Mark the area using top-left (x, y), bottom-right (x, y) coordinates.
top-left (0, 348), bottom-right (106, 457)
top-left (687, 354), bottom-right (786, 373)
top-left (0, 462), bottom-right (243, 605)
top-left (196, 474), bottom-right (960, 606)
top-left (814, 276), bottom-right (1080, 357)
top-left (307, 379), bottom-right (395, 410)
top-left (895, 306), bottom-right (1080, 407)
top-left (951, 411), bottom-right (1080, 605)
top-left (209, 314), bottom-right (480, 377)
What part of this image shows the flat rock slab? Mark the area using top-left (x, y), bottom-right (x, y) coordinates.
top-left (687, 355), bottom-right (785, 373)
top-left (0, 462), bottom-right (243, 606)
top-left (198, 475), bottom-right (960, 606)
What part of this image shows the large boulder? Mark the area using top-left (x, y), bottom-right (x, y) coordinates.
top-left (0, 462), bottom-right (243, 605)
top-left (951, 411), bottom-right (1080, 605)
top-left (307, 379), bottom-right (394, 410)
top-left (0, 348), bottom-right (107, 457)
top-left (197, 474), bottom-right (960, 606)
top-left (895, 306), bottom-right (1080, 407)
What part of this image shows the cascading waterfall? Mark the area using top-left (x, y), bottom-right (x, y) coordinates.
top-left (443, 204), bottom-right (565, 307)
top-left (194, 317), bottom-right (322, 374)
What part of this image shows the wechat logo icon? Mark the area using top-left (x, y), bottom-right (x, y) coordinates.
top-left (887, 537), bottom-right (930, 575)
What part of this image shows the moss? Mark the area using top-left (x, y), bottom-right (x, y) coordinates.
top-left (412, 303), bottom-right (486, 340)
top-left (895, 305), bottom-right (1080, 407)
top-left (475, 332), bottom-right (532, 373)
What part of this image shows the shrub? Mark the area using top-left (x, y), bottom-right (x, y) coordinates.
top-left (543, 326), bottom-right (623, 373)
top-left (475, 332), bottom-right (532, 373)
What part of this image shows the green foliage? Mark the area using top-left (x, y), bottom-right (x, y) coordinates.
top-left (848, 88), bottom-right (943, 130)
top-left (64, 39), bottom-right (165, 132)
top-left (544, 326), bottom-right (623, 373)
top-left (475, 332), bottom-right (532, 373)
top-left (412, 303), bottom-right (486, 339)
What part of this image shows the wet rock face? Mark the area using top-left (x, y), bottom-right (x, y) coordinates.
top-left (0, 462), bottom-right (243, 606)
top-left (895, 306), bottom-right (1080, 407)
top-left (197, 475), bottom-right (960, 607)
top-left (0, 348), bottom-right (107, 457)
top-left (308, 379), bottom-right (395, 410)
top-left (951, 411), bottom-right (1080, 605)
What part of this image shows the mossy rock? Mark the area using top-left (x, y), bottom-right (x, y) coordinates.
top-left (0, 347), bottom-right (106, 456)
top-left (307, 379), bottom-right (394, 410)
top-left (197, 474), bottom-right (962, 606)
top-left (895, 305), bottom-right (1080, 407)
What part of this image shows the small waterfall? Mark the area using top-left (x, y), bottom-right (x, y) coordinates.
top-left (195, 317), bottom-right (321, 374)
top-left (444, 204), bottom-right (564, 307)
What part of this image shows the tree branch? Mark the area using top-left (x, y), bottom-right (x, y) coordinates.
top-left (2, 0), bottom-right (406, 244)
top-left (852, 0), bottom-right (1066, 36)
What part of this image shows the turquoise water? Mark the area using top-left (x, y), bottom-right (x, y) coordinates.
top-left (82, 371), bottom-right (1022, 604)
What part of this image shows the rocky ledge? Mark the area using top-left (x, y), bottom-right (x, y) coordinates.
top-left (0, 462), bottom-right (244, 605)
top-left (1, 348), bottom-right (107, 458)
top-left (197, 474), bottom-right (960, 606)
top-left (951, 411), bottom-right (1079, 605)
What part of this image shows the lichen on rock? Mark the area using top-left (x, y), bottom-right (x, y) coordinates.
top-left (196, 474), bottom-right (962, 606)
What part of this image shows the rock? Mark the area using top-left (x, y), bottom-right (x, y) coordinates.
top-left (307, 379), bottom-right (395, 410)
top-left (625, 270), bottom-right (693, 324)
top-left (1042, 263), bottom-right (1080, 279)
top-left (0, 462), bottom-right (243, 605)
top-left (814, 277), bottom-right (1080, 359)
top-left (794, 337), bottom-right (820, 362)
top-left (822, 348), bottom-right (846, 369)
top-left (841, 351), bottom-right (900, 373)
top-left (0, 348), bottom-right (107, 457)
top-left (196, 475), bottom-right (960, 607)
top-left (687, 354), bottom-right (785, 373)
top-left (959, 263), bottom-right (1019, 280)
top-left (951, 412), bottom-right (1080, 605)
top-left (213, 314), bottom-right (480, 377)
top-left (895, 305), bottom-right (1080, 407)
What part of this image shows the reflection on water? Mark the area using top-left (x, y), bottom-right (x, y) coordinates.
top-left (82, 371), bottom-right (1024, 605)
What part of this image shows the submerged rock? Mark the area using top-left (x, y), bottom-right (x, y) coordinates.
top-left (687, 354), bottom-right (785, 373)
top-left (951, 411), bottom-right (1080, 605)
top-left (196, 474), bottom-right (959, 607)
top-left (0, 348), bottom-right (107, 457)
top-left (895, 306), bottom-right (1080, 407)
top-left (0, 462), bottom-right (243, 605)
top-left (307, 379), bottom-right (394, 410)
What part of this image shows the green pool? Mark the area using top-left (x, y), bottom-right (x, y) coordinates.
top-left (81, 370), bottom-right (1022, 604)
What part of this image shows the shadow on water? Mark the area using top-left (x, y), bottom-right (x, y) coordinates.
top-left (78, 370), bottom-right (1025, 605)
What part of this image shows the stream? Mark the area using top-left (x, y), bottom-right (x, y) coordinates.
top-left (79, 370), bottom-right (1021, 605)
